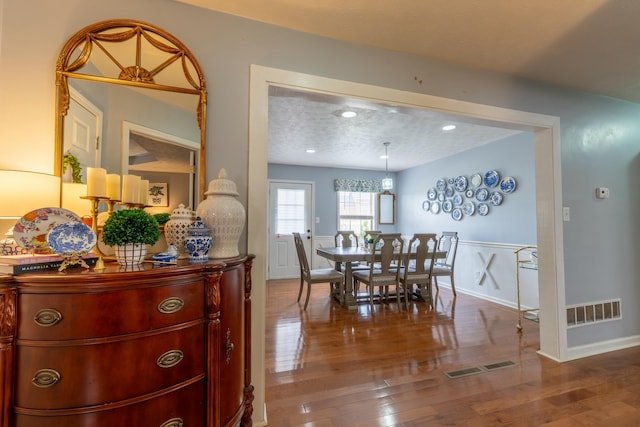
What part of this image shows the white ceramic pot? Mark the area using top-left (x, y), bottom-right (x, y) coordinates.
top-left (164, 203), bottom-right (195, 258)
top-left (115, 243), bottom-right (148, 265)
top-left (196, 168), bottom-right (246, 259)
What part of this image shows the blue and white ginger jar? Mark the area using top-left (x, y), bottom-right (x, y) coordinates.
top-left (183, 217), bottom-right (212, 262)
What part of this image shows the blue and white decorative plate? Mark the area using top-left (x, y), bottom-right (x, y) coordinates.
top-left (484, 170), bottom-right (500, 187)
top-left (444, 187), bottom-right (453, 198)
top-left (489, 191), bottom-right (504, 206)
top-left (452, 194), bottom-right (463, 206)
top-left (13, 207), bottom-right (82, 252)
top-left (477, 203), bottom-right (490, 216)
top-left (442, 200), bottom-right (453, 213)
top-left (454, 175), bottom-right (468, 192)
top-left (466, 189), bottom-right (474, 198)
top-left (427, 188), bottom-right (437, 201)
top-left (46, 221), bottom-right (96, 255)
top-left (475, 188), bottom-right (489, 202)
top-left (438, 192), bottom-right (446, 202)
top-left (451, 208), bottom-right (463, 221)
top-left (430, 201), bottom-right (441, 214)
top-left (462, 201), bottom-right (475, 216)
top-left (448, 177), bottom-right (454, 185)
top-left (436, 178), bottom-right (447, 192)
top-left (470, 173), bottom-right (483, 188)
top-left (422, 200), bottom-right (430, 212)
top-left (500, 176), bottom-right (517, 193)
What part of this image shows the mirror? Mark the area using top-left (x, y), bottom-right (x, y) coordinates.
top-left (54, 19), bottom-right (207, 211)
top-left (378, 191), bottom-right (395, 225)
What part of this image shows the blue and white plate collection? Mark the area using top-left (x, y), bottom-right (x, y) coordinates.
top-left (423, 170), bottom-right (517, 221)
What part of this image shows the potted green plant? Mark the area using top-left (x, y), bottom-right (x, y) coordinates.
top-left (102, 208), bottom-right (160, 265)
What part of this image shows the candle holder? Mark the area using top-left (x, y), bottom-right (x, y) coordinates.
top-left (81, 196), bottom-right (110, 270)
top-left (106, 199), bottom-right (120, 216)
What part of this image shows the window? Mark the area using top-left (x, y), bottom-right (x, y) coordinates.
top-left (276, 188), bottom-right (306, 234)
top-left (337, 191), bottom-right (375, 239)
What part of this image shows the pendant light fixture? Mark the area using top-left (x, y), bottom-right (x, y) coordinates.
top-left (381, 142), bottom-right (393, 190)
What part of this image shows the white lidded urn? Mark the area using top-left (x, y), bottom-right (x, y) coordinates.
top-left (164, 203), bottom-right (195, 258)
top-left (196, 168), bottom-right (246, 258)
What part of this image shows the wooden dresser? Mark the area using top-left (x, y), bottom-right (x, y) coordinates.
top-left (0, 255), bottom-right (254, 427)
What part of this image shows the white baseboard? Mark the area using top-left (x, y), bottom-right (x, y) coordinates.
top-left (566, 335), bottom-right (640, 361)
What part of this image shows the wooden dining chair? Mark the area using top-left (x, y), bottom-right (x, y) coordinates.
top-left (352, 233), bottom-right (404, 310)
top-left (334, 230), bottom-right (359, 248)
top-left (432, 231), bottom-right (459, 296)
top-left (293, 232), bottom-right (345, 310)
top-left (399, 233), bottom-right (438, 308)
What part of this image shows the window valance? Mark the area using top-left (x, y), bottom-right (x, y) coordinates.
top-left (334, 178), bottom-right (382, 193)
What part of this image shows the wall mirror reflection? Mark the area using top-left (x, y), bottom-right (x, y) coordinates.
top-left (378, 191), bottom-right (395, 225)
top-left (55, 19), bottom-right (207, 216)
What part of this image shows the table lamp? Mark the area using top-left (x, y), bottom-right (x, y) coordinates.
top-left (0, 170), bottom-right (61, 255)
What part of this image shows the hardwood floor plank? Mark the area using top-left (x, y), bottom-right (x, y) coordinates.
top-left (265, 278), bottom-right (640, 426)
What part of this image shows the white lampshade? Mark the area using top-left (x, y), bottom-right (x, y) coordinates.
top-left (62, 182), bottom-right (92, 217)
top-left (0, 170), bottom-right (61, 218)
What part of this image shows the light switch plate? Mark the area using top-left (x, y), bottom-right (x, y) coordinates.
top-left (563, 207), bottom-right (570, 221)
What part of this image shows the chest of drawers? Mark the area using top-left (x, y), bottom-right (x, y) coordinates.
top-left (0, 256), bottom-right (254, 427)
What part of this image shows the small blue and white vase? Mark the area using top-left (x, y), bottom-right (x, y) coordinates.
top-left (183, 217), bottom-right (212, 262)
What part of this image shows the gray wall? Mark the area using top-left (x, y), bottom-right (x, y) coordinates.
top-left (399, 132), bottom-right (536, 244)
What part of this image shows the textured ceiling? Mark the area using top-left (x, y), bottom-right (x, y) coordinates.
top-left (176, 0), bottom-right (640, 170)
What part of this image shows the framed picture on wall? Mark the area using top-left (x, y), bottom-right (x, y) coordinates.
top-left (148, 182), bottom-right (168, 207)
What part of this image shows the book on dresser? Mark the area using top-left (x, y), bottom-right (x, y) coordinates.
top-left (0, 254), bottom-right (98, 275)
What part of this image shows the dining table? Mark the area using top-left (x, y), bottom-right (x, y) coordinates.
top-left (316, 246), bottom-right (446, 309)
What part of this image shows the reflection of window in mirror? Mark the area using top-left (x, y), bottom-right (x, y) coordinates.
top-left (378, 191), bottom-right (395, 225)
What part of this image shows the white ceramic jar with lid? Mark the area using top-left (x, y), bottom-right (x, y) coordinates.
top-left (196, 168), bottom-right (246, 258)
top-left (164, 203), bottom-right (195, 258)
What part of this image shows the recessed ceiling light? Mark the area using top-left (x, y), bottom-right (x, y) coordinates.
top-left (341, 111), bottom-right (357, 118)
top-left (442, 125), bottom-right (456, 131)
top-left (306, 149), bottom-right (316, 154)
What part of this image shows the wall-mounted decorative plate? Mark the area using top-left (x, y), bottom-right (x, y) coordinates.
top-left (451, 208), bottom-right (463, 221)
top-left (436, 178), bottom-right (447, 192)
top-left (466, 189), bottom-right (474, 198)
top-left (438, 192), bottom-right (446, 202)
top-left (444, 187), bottom-right (454, 198)
top-left (454, 175), bottom-right (468, 192)
top-left (442, 200), bottom-right (453, 213)
top-left (500, 176), bottom-right (517, 193)
top-left (489, 191), bottom-right (504, 206)
top-left (462, 201), bottom-right (475, 216)
top-left (422, 200), bottom-right (430, 212)
top-left (470, 173), bottom-right (483, 188)
top-left (427, 188), bottom-right (437, 201)
top-left (430, 201), bottom-right (440, 214)
top-left (452, 194), bottom-right (463, 206)
top-left (475, 188), bottom-right (489, 202)
top-left (477, 203), bottom-right (489, 216)
top-left (484, 170), bottom-right (500, 187)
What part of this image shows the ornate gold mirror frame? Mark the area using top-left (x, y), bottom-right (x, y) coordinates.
top-left (54, 19), bottom-right (207, 202)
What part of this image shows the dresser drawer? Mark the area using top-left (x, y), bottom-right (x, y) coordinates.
top-left (15, 377), bottom-right (204, 427)
top-left (17, 279), bottom-right (204, 340)
top-left (15, 322), bottom-right (204, 409)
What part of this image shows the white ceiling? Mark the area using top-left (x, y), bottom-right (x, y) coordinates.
top-left (177, 0), bottom-right (640, 170)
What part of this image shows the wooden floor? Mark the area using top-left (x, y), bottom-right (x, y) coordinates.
top-left (264, 279), bottom-right (640, 426)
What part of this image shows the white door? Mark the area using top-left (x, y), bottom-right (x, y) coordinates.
top-left (268, 181), bottom-right (313, 279)
top-left (63, 88), bottom-right (103, 182)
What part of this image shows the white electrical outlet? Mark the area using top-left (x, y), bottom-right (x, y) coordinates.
top-left (563, 207), bottom-right (570, 221)
top-left (596, 187), bottom-right (610, 199)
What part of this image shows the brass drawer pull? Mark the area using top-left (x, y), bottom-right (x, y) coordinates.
top-left (32, 369), bottom-right (61, 388)
top-left (160, 418), bottom-right (184, 427)
top-left (157, 297), bottom-right (184, 314)
top-left (157, 350), bottom-right (184, 368)
top-left (34, 308), bottom-right (62, 327)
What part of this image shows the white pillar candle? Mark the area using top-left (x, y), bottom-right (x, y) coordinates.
top-left (106, 174), bottom-right (121, 201)
top-left (86, 167), bottom-right (107, 197)
top-left (139, 180), bottom-right (149, 206)
top-left (122, 174), bottom-right (141, 204)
